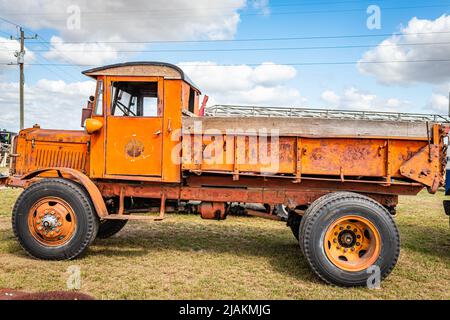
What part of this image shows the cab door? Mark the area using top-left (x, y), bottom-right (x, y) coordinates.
top-left (105, 76), bottom-right (164, 177)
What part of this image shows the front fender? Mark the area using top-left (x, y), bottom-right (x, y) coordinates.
top-left (15, 167), bottom-right (108, 218)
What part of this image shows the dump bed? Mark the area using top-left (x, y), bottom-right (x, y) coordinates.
top-left (182, 109), bottom-right (449, 192)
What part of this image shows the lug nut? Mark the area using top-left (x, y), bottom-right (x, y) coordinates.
top-left (343, 249), bottom-right (348, 253)
top-left (356, 242), bottom-right (360, 246)
top-left (346, 225), bottom-right (351, 229)
top-left (357, 235), bottom-right (361, 239)
top-left (351, 247), bottom-right (355, 251)
top-left (333, 239), bottom-right (337, 243)
top-left (353, 228), bottom-right (358, 232)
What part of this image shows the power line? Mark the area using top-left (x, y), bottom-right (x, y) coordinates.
top-left (0, 0), bottom-right (429, 16)
top-left (6, 31), bottom-right (450, 46)
top-left (0, 16), bottom-right (21, 28)
top-left (13, 4), bottom-right (449, 22)
top-left (11, 41), bottom-right (450, 54)
top-left (2, 59), bottom-right (450, 68)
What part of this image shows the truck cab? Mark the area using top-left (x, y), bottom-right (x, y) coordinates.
top-left (82, 62), bottom-right (201, 182)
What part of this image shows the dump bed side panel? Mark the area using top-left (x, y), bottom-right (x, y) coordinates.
top-left (181, 117), bottom-right (447, 191)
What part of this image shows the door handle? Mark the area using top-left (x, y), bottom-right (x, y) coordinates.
top-left (167, 118), bottom-right (172, 133)
top-left (154, 130), bottom-right (162, 136)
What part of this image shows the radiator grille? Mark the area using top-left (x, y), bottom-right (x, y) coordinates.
top-left (32, 147), bottom-right (86, 171)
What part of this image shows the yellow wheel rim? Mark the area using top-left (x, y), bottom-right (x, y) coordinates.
top-left (324, 215), bottom-right (381, 272)
top-left (28, 197), bottom-right (77, 247)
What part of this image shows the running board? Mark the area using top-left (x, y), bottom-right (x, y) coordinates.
top-left (103, 214), bottom-right (164, 221)
top-left (104, 193), bottom-right (166, 221)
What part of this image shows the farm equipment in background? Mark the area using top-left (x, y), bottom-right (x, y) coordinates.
top-left (1, 62), bottom-right (449, 287)
top-left (0, 130), bottom-right (15, 168)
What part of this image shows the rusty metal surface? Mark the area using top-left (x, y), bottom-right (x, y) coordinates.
top-left (185, 175), bottom-right (422, 196)
top-left (11, 167), bottom-right (108, 219)
top-left (245, 209), bottom-right (282, 221)
top-left (400, 144), bottom-right (442, 193)
top-left (181, 122), bottom-right (448, 191)
top-left (199, 202), bottom-right (226, 220)
top-left (102, 214), bottom-right (165, 221)
top-left (12, 127), bottom-right (89, 176)
top-left (95, 180), bottom-right (398, 209)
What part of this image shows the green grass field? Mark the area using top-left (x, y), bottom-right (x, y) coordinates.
top-left (0, 180), bottom-right (449, 299)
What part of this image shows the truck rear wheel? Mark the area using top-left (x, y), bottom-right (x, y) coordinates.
top-left (12, 178), bottom-right (99, 260)
top-left (97, 220), bottom-right (128, 239)
top-left (299, 192), bottom-right (400, 286)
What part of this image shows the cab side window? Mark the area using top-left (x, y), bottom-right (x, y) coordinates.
top-left (93, 80), bottom-right (103, 116)
top-left (110, 81), bottom-right (160, 117)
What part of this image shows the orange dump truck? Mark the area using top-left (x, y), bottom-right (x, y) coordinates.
top-left (1, 62), bottom-right (449, 286)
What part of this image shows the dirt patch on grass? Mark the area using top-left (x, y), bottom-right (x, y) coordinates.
top-left (0, 288), bottom-right (94, 300)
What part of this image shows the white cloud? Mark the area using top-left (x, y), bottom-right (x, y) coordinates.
top-left (0, 79), bottom-right (95, 132)
top-left (320, 87), bottom-right (411, 112)
top-left (44, 36), bottom-right (118, 65)
top-left (358, 14), bottom-right (450, 85)
top-left (321, 90), bottom-right (340, 105)
top-left (179, 61), bottom-right (305, 106)
top-left (0, 37), bottom-right (35, 73)
top-left (0, 0), bottom-right (260, 66)
top-left (427, 83), bottom-right (450, 114)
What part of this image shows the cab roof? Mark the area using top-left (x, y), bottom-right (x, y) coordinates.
top-left (82, 61), bottom-right (200, 93)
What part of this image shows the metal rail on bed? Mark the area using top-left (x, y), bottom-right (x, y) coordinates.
top-left (205, 105), bottom-right (450, 123)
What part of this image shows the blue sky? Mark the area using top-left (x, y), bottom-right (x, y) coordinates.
top-left (1, 0), bottom-right (450, 131)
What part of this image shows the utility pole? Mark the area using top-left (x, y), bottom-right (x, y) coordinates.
top-left (12, 27), bottom-right (37, 130)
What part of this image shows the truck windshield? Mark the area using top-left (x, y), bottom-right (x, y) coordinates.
top-left (110, 81), bottom-right (160, 117)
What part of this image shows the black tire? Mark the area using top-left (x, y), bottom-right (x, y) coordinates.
top-left (299, 192), bottom-right (348, 255)
top-left (299, 192), bottom-right (400, 287)
top-left (12, 178), bottom-right (99, 260)
top-left (97, 220), bottom-right (128, 239)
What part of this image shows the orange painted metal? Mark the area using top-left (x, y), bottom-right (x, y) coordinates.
top-left (324, 215), bottom-right (381, 272)
top-left (95, 180), bottom-right (398, 208)
top-left (11, 167), bottom-right (109, 218)
top-left (181, 134), bottom-right (445, 186)
top-left (400, 144), bottom-right (442, 193)
top-left (12, 127), bottom-right (90, 176)
top-left (199, 202), bottom-right (226, 220)
top-left (27, 196), bottom-right (77, 247)
top-left (104, 76), bottom-right (164, 177)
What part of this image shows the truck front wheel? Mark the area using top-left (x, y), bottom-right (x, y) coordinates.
top-left (299, 192), bottom-right (400, 286)
top-left (12, 178), bottom-right (99, 260)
